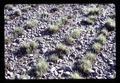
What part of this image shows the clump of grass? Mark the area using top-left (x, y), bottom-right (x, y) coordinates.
top-left (25, 19), bottom-right (38, 29)
top-left (71, 29), bottom-right (81, 39)
top-left (92, 42), bottom-right (102, 53)
top-left (105, 18), bottom-right (115, 31)
top-left (87, 7), bottom-right (99, 15)
top-left (20, 41), bottom-right (38, 54)
top-left (84, 52), bottom-right (96, 63)
top-left (28, 41), bottom-right (38, 54)
top-left (54, 16), bottom-right (69, 29)
top-left (20, 42), bottom-right (30, 54)
top-left (13, 8), bottom-right (22, 16)
top-left (96, 34), bottom-right (107, 44)
top-left (48, 55), bottom-right (59, 63)
top-left (56, 43), bottom-right (69, 54)
top-left (56, 21), bottom-right (63, 28)
top-left (55, 16), bottom-right (68, 28)
top-left (65, 36), bottom-right (75, 45)
top-left (88, 15), bottom-right (97, 22)
top-left (13, 27), bottom-right (23, 37)
top-left (48, 25), bottom-right (59, 33)
top-left (87, 18), bottom-right (95, 25)
top-left (80, 59), bottom-right (93, 73)
top-left (5, 37), bottom-right (11, 44)
top-left (36, 58), bottom-right (48, 77)
top-left (71, 72), bottom-right (84, 79)
top-left (101, 29), bottom-right (108, 36)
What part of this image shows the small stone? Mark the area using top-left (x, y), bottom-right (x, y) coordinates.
top-left (96, 76), bottom-right (103, 79)
top-left (12, 43), bottom-right (17, 46)
top-left (58, 70), bottom-right (64, 74)
top-left (7, 71), bottom-right (13, 77)
top-left (50, 67), bottom-right (56, 73)
top-left (69, 57), bottom-right (74, 62)
top-left (58, 74), bottom-right (62, 78)
top-left (28, 66), bottom-right (32, 70)
top-left (42, 48), bottom-right (48, 53)
top-left (54, 70), bottom-right (58, 76)
top-left (58, 59), bottom-right (63, 63)
top-left (102, 53), bottom-right (108, 59)
top-left (109, 60), bottom-right (114, 65)
top-left (89, 69), bottom-right (95, 73)
top-left (5, 5), bottom-right (13, 10)
top-left (76, 46), bottom-right (81, 50)
top-left (22, 15), bottom-right (27, 20)
top-left (64, 71), bottom-right (71, 76)
top-left (15, 39), bottom-right (20, 44)
top-left (15, 74), bottom-right (20, 79)
top-left (22, 68), bottom-right (26, 72)
top-left (71, 46), bottom-right (76, 52)
top-left (108, 75), bottom-right (115, 79)
top-left (29, 54), bottom-right (33, 56)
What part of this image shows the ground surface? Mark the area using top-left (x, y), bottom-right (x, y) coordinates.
top-left (4, 4), bottom-right (116, 79)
